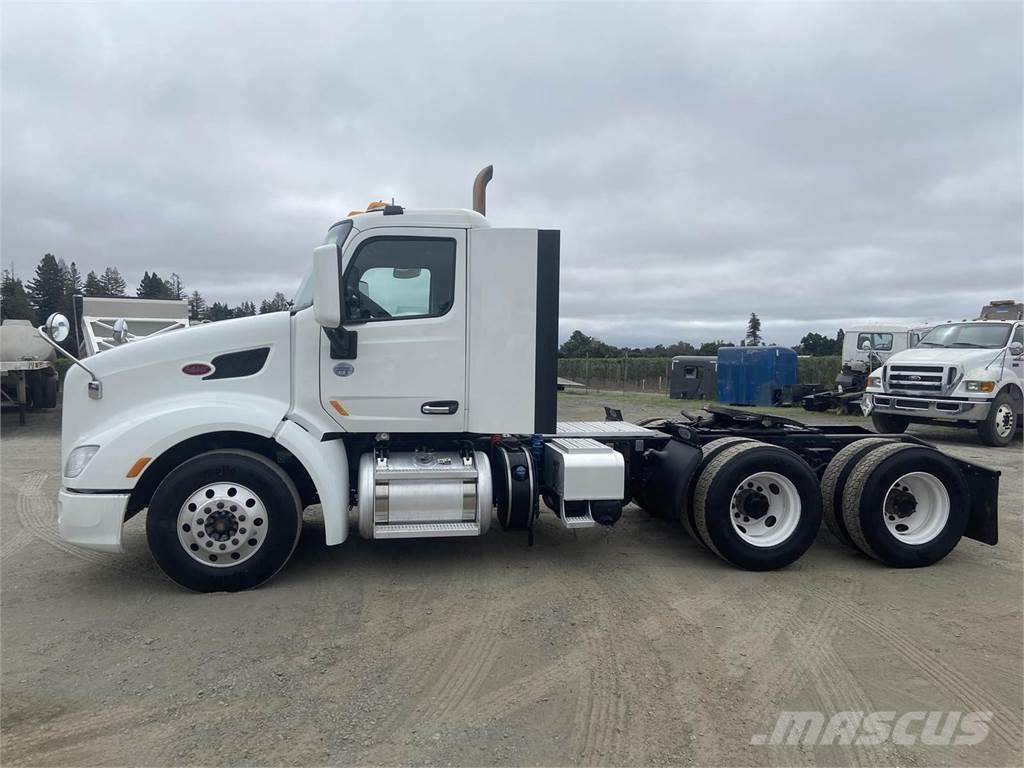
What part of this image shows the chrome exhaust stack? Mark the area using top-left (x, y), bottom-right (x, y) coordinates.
top-left (472, 165), bottom-right (493, 216)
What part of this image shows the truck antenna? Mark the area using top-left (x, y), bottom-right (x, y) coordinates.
top-left (472, 165), bottom-right (493, 216)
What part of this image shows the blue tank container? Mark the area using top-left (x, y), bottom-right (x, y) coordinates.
top-left (716, 346), bottom-right (798, 406)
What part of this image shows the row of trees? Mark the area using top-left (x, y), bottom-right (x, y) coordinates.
top-left (559, 314), bottom-right (845, 358)
top-left (1, 253), bottom-right (293, 326)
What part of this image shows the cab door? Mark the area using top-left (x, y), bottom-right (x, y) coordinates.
top-left (319, 227), bottom-right (467, 433)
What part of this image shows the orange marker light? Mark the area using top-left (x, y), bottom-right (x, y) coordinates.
top-left (329, 400), bottom-right (350, 417)
top-left (126, 457), bottom-right (152, 478)
top-left (366, 200), bottom-right (386, 211)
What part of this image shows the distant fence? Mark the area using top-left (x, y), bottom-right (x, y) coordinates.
top-left (558, 356), bottom-right (842, 394)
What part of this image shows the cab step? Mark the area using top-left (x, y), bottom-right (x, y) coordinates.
top-left (373, 521), bottom-right (481, 539)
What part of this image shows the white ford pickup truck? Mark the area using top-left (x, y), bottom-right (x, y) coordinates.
top-left (864, 302), bottom-right (1023, 447)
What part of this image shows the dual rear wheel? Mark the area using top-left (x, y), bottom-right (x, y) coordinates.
top-left (820, 440), bottom-right (968, 566)
top-left (687, 440), bottom-right (822, 571)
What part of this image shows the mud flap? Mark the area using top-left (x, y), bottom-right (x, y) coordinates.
top-left (957, 459), bottom-right (1000, 545)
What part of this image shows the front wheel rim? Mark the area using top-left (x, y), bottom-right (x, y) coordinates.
top-left (729, 471), bottom-right (801, 547)
top-left (882, 472), bottom-right (949, 545)
top-left (994, 403), bottom-right (1014, 438)
top-left (176, 482), bottom-right (269, 567)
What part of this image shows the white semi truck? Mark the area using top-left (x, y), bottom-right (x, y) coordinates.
top-left (864, 301), bottom-right (1023, 447)
top-left (39, 168), bottom-right (1001, 592)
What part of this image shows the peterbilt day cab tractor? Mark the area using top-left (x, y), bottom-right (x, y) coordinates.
top-left (40, 168), bottom-right (1000, 592)
top-left (864, 301), bottom-right (1023, 447)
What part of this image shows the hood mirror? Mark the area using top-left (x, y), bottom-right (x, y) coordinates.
top-left (44, 313), bottom-right (70, 343)
top-left (112, 318), bottom-right (129, 345)
top-left (393, 267), bottom-right (421, 279)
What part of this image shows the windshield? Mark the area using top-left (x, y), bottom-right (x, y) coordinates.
top-left (292, 220), bottom-right (354, 311)
top-left (916, 323), bottom-right (1012, 349)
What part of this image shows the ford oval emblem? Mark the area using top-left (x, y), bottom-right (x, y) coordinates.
top-left (333, 362), bottom-right (355, 377)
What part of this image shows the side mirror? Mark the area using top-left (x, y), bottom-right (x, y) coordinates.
top-left (112, 318), bottom-right (129, 345)
top-left (44, 313), bottom-right (70, 343)
top-left (860, 340), bottom-right (873, 351)
top-left (312, 243), bottom-right (342, 327)
top-left (1010, 342), bottom-right (1023, 358)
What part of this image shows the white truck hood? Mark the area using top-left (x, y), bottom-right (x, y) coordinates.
top-left (884, 347), bottom-right (1004, 367)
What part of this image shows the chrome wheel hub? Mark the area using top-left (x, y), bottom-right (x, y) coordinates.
top-left (177, 482), bottom-right (268, 568)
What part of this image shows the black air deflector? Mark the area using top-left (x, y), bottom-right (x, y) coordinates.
top-left (204, 347), bottom-right (271, 380)
top-left (534, 230), bottom-right (560, 433)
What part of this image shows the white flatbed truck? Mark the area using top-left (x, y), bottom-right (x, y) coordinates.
top-left (39, 168), bottom-right (1000, 592)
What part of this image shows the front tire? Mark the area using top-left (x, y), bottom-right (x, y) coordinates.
top-left (871, 412), bottom-right (909, 434)
top-left (146, 450), bottom-right (303, 592)
top-left (691, 443), bottom-right (821, 570)
top-left (977, 391), bottom-right (1018, 447)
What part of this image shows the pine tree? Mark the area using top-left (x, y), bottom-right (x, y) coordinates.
top-left (234, 300), bottom-right (256, 317)
top-left (27, 254), bottom-right (66, 324)
top-left (745, 312), bottom-right (762, 347)
top-left (1, 269), bottom-right (35, 321)
top-left (61, 260), bottom-right (83, 318)
top-left (168, 273), bottom-right (185, 300)
top-left (101, 267), bottom-right (127, 297)
top-left (83, 270), bottom-right (105, 296)
top-left (188, 290), bottom-right (207, 321)
top-left (137, 271), bottom-right (174, 299)
top-left (259, 292), bottom-right (292, 314)
top-left (206, 302), bottom-right (234, 321)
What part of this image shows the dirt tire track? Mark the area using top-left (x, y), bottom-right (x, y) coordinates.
top-left (15, 472), bottom-right (124, 567)
top-left (806, 583), bottom-right (1022, 749)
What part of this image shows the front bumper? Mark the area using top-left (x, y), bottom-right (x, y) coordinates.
top-left (864, 393), bottom-right (992, 421)
top-left (58, 489), bottom-right (129, 553)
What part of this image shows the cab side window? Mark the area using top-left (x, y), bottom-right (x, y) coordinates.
top-left (343, 237), bottom-right (456, 322)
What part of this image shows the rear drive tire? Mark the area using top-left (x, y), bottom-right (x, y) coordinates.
top-left (685, 437), bottom-right (757, 547)
top-left (146, 449), bottom-right (303, 592)
top-left (871, 413), bottom-right (909, 434)
top-left (977, 391), bottom-right (1017, 447)
top-left (820, 438), bottom-right (893, 549)
top-left (692, 442), bottom-right (821, 570)
top-left (841, 443), bottom-right (968, 567)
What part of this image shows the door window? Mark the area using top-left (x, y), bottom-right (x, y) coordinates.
top-left (343, 237), bottom-right (456, 322)
top-left (857, 332), bottom-right (893, 351)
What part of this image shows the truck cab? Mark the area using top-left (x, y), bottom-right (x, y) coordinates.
top-left (864, 303), bottom-right (1023, 446)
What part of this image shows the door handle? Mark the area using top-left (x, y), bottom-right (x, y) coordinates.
top-left (422, 401), bottom-right (459, 415)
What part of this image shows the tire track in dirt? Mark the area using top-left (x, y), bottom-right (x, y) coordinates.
top-left (805, 583), bottom-right (1022, 749)
top-left (403, 599), bottom-right (513, 733)
top-left (1, 704), bottom-right (174, 767)
top-left (15, 472), bottom-right (124, 567)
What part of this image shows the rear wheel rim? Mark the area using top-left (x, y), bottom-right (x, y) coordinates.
top-left (729, 471), bottom-right (801, 547)
top-left (176, 482), bottom-right (268, 567)
top-left (995, 403), bottom-right (1014, 438)
top-left (882, 472), bottom-right (949, 545)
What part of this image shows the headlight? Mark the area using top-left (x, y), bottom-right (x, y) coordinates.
top-left (964, 381), bottom-right (995, 393)
top-left (867, 376), bottom-right (881, 388)
top-left (65, 445), bottom-right (100, 478)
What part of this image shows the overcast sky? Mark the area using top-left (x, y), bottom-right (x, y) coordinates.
top-left (3, 1), bottom-right (1021, 346)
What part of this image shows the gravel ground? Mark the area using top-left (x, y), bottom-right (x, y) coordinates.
top-left (1, 395), bottom-right (1021, 767)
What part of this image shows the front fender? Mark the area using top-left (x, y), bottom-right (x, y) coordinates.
top-left (274, 421), bottom-right (349, 546)
top-left (65, 395), bottom-right (284, 490)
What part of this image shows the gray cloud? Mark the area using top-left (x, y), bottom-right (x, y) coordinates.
top-left (3, 1), bottom-right (1021, 346)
